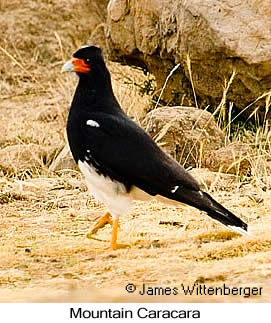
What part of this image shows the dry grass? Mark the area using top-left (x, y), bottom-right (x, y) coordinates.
top-left (0, 0), bottom-right (271, 303)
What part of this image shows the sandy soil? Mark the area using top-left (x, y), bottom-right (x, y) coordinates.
top-left (0, 0), bottom-right (271, 303)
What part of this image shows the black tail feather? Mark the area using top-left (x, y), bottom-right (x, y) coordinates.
top-left (202, 192), bottom-right (248, 232)
top-left (171, 188), bottom-right (248, 234)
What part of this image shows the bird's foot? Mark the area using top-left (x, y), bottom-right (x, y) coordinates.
top-left (110, 242), bottom-right (131, 250)
top-left (87, 216), bottom-right (129, 250)
top-left (86, 212), bottom-right (113, 238)
top-left (86, 234), bottom-right (108, 242)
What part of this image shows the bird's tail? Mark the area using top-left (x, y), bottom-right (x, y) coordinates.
top-left (200, 192), bottom-right (248, 235)
top-left (170, 188), bottom-right (248, 235)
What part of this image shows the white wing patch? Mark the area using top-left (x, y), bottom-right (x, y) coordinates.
top-left (80, 45), bottom-right (89, 49)
top-left (171, 185), bottom-right (179, 193)
top-left (86, 120), bottom-right (100, 128)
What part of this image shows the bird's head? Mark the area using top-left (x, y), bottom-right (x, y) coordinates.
top-left (62, 46), bottom-right (104, 75)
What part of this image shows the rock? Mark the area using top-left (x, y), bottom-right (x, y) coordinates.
top-left (250, 159), bottom-right (271, 178)
top-left (204, 142), bottom-right (253, 174)
top-left (109, 62), bottom-right (151, 121)
top-left (143, 106), bottom-right (225, 168)
top-left (85, 0), bottom-right (109, 49)
top-left (49, 144), bottom-right (78, 172)
top-left (188, 168), bottom-right (238, 191)
top-left (0, 144), bottom-right (60, 176)
top-left (106, 0), bottom-right (271, 117)
top-left (108, 0), bottom-right (129, 22)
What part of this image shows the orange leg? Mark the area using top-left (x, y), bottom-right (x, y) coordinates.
top-left (87, 213), bottom-right (130, 250)
top-left (111, 218), bottom-right (130, 250)
top-left (86, 212), bottom-right (112, 239)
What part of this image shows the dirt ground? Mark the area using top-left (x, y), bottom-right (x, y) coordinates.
top-left (0, 0), bottom-right (271, 303)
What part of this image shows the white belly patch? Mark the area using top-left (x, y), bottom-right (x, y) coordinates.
top-left (78, 160), bottom-right (132, 218)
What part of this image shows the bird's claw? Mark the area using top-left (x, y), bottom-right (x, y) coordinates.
top-left (86, 233), bottom-right (130, 250)
top-left (86, 233), bottom-right (108, 242)
top-left (110, 242), bottom-right (131, 250)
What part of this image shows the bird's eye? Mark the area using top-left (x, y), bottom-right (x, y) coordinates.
top-left (85, 58), bottom-right (91, 64)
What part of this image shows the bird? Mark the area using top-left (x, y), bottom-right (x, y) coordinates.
top-left (62, 45), bottom-right (248, 250)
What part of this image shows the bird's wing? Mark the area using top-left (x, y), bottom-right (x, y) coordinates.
top-left (79, 111), bottom-right (200, 196)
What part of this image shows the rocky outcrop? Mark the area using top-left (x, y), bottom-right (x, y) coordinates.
top-left (204, 142), bottom-right (253, 175)
top-left (143, 106), bottom-right (225, 168)
top-left (106, 0), bottom-right (271, 117)
top-left (49, 144), bottom-right (78, 172)
top-left (188, 168), bottom-right (238, 191)
top-left (85, 0), bottom-right (110, 49)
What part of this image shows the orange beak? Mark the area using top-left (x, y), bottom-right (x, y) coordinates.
top-left (62, 58), bottom-right (90, 74)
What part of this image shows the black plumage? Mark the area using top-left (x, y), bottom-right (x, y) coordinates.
top-left (63, 46), bottom-right (247, 249)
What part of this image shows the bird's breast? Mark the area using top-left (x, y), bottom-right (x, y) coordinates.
top-left (78, 160), bottom-right (131, 217)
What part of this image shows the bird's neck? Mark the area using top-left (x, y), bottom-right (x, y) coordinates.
top-left (71, 67), bottom-right (119, 111)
